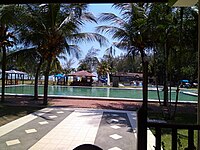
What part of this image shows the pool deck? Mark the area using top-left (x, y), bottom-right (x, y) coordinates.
top-left (0, 97), bottom-right (157, 150)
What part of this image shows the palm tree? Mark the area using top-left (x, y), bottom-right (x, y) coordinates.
top-left (147, 3), bottom-right (184, 106)
top-left (6, 48), bottom-right (41, 99)
top-left (0, 5), bottom-right (21, 102)
top-left (62, 58), bottom-right (76, 74)
top-left (78, 47), bottom-right (100, 72)
top-left (96, 3), bottom-right (151, 74)
top-left (7, 48), bottom-right (63, 100)
top-left (96, 6), bottom-right (152, 145)
top-left (19, 4), bottom-right (108, 105)
top-left (97, 61), bottom-right (111, 81)
top-left (96, 3), bottom-right (152, 103)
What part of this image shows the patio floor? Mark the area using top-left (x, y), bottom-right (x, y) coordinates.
top-left (0, 107), bottom-right (139, 150)
top-left (0, 96), bottom-right (158, 150)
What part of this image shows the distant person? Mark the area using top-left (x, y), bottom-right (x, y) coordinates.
top-left (136, 81), bottom-right (139, 86)
top-left (130, 81), bottom-right (135, 86)
top-left (52, 75), bottom-right (55, 85)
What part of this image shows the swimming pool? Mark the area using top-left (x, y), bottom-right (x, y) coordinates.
top-left (3, 85), bottom-right (198, 102)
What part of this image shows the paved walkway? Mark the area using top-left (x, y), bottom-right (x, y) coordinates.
top-left (0, 107), bottom-right (139, 150)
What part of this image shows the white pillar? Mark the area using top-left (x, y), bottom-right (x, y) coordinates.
top-left (107, 72), bottom-right (110, 86)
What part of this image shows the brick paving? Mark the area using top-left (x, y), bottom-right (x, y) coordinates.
top-left (2, 96), bottom-right (144, 110)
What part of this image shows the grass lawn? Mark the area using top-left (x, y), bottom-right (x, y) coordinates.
top-left (161, 129), bottom-right (197, 150)
top-left (0, 104), bottom-right (43, 126)
top-left (148, 105), bottom-right (198, 150)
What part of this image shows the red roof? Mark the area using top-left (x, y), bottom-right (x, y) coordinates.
top-left (68, 70), bottom-right (95, 77)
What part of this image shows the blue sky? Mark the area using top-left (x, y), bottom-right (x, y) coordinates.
top-left (68, 3), bottom-right (125, 68)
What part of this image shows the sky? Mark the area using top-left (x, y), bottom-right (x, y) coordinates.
top-left (66, 3), bottom-right (125, 69)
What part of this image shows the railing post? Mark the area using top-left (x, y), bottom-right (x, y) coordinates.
top-left (198, 0), bottom-right (200, 149)
top-left (137, 61), bottom-right (148, 150)
top-left (147, 123), bottom-right (200, 150)
top-left (172, 128), bottom-right (177, 150)
top-left (137, 106), bottom-right (147, 150)
top-left (188, 129), bottom-right (195, 150)
top-left (155, 127), bottom-right (161, 150)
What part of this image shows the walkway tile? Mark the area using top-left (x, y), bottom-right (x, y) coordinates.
top-left (49, 115), bottom-right (58, 119)
top-left (6, 139), bottom-right (20, 146)
top-left (95, 111), bottom-right (137, 150)
top-left (25, 129), bottom-right (37, 134)
top-left (108, 147), bottom-right (122, 150)
top-left (109, 134), bottom-right (122, 140)
top-left (0, 114), bottom-right (37, 137)
top-left (0, 107), bottom-right (142, 150)
top-left (57, 111), bottom-right (64, 114)
top-left (0, 107), bottom-right (73, 150)
top-left (110, 125), bottom-right (121, 129)
top-left (29, 109), bottom-right (103, 150)
top-left (39, 121), bottom-right (49, 125)
top-left (0, 107), bottom-right (54, 137)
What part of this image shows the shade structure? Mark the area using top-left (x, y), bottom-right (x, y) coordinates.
top-left (55, 74), bottom-right (65, 78)
top-left (4, 70), bottom-right (28, 85)
top-left (69, 70), bottom-right (95, 77)
top-left (180, 79), bottom-right (189, 83)
top-left (6, 70), bottom-right (27, 75)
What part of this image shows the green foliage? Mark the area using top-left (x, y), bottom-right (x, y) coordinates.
top-left (77, 62), bottom-right (90, 72)
top-left (78, 47), bottom-right (100, 72)
top-left (148, 106), bottom-right (197, 150)
top-left (97, 61), bottom-right (111, 77)
top-left (5, 3), bottom-right (108, 104)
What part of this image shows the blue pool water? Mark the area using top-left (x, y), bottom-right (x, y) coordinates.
top-left (3, 85), bottom-right (198, 102)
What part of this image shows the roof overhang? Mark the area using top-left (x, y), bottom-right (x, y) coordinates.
top-left (169, 0), bottom-right (198, 7)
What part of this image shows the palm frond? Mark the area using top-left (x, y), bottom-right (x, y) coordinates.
top-left (98, 13), bottom-right (125, 26)
top-left (7, 47), bottom-right (40, 60)
top-left (65, 44), bottom-right (82, 59)
top-left (58, 15), bottom-right (73, 30)
top-left (68, 32), bottom-right (109, 47)
top-left (113, 41), bottom-right (129, 51)
top-left (81, 12), bottom-right (97, 23)
top-left (96, 25), bottom-right (127, 40)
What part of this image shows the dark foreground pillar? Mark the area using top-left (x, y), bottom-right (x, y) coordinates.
top-left (137, 61), bottom-right (148, 150)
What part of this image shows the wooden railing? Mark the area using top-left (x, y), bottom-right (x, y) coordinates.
top-left (147, 121), bottom-right (200, 150)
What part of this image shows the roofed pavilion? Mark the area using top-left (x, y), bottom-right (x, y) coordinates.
top-left (68, 70), bottom-right (95, 86)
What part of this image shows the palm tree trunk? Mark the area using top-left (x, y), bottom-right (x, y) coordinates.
top-left (43, 57), bottom-right (52, 105)
top-left (140, 49), bottom-right (148, 108)
top-left (1, 46), bottom-right (6, 102)
top-left (163, 37), bottom-right (168, 106)
top-left (34, 58), bottom-right (43, 100)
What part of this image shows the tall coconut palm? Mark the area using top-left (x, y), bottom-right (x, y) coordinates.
top-left (78, 47), bottom-right (100, 72)
top-left (147, 3), bottom-right (183, 106)
top-left (0, 5), bottom-right (21, 102)
top-left (19, 4), bottom-right (108, 105)
top-left (96, 3), bottom-right (152, 106)
top-left (97, 7), bottom-right (152, 144)
top-left (96, 3), bottom-right (151, 73)
top-left (103, 46), bottom-right (117, 73)
top-left (97, 61), bottom-right (111, 81)
top-left (7, 43), bottom-right (81, 100)
top-left (7, 48), bottom-right (43, 100)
